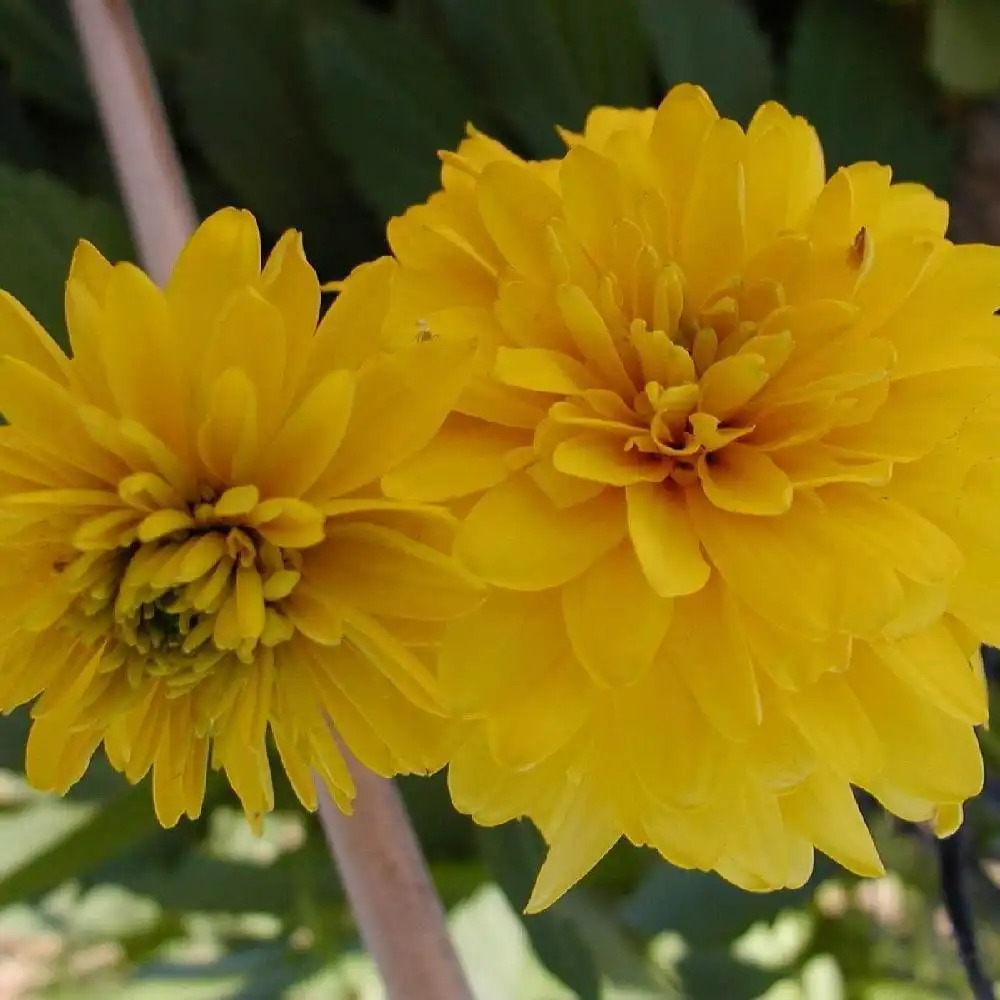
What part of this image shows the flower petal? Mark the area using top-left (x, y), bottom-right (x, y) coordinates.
top-left (457, 474), bottom-right (624, 590)
top-left (698, 444), bottom-right (793, 515)
top-left (626, 482), bottom-right (710, 597)
top-left (311, 332), bottom-right (476, 497)
top-left (670, 574), bottom-right (762, 740)
top-left (311, 522), bottom-right (484, 621)
top-left (382, 414), bottom-right (527, 502)
top-left (562, 542), bottom-right (673, 687)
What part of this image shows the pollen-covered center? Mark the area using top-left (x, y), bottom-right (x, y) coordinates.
top-left (62, 476), bottom-right (322, 692)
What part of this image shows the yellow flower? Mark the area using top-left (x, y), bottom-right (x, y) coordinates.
top-left (382, 85), bottom-right (1000, 909)
top-left (0, 208), bottom-right (482, 827)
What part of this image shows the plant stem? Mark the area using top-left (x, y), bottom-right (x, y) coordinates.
top-left (67, 0), bottom-right (196, 285)
top-left (316, 758), bottom-right (475, 1000)
top-left (68, 5), bottom-right (474, 998)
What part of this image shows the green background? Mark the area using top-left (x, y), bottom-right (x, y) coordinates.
top-left (0, 1), bottom-right (999, 997)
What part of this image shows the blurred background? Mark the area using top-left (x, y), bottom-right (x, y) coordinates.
top-left (1, 0), bottom-right (1000, 996)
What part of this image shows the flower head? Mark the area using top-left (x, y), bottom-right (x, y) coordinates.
top-left (383, 85), bottom-right (1000, 908)
top-left (0, 209), bottom-right (481, 826)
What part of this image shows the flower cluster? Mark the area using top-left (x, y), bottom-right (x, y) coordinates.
top-left (0, 209), bottom-right (481, 826)
top-left (4, 84), bottom-right (1000, 911)
top-left (383, 85), bottom-right (1000, 908)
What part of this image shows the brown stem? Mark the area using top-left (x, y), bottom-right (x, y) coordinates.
top-left (68, 5), bottom-right (473, 998)
top-left (67, 0), bottom-right (197, 285)
top-left (316, 757), bottom-right (474, 1000)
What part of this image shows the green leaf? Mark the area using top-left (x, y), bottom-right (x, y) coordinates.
top-left (679, 951), bottom-right (785, 1000)
top-left (0, 165), bottom-right (131, 347)
top-left (126, 849), bottom-right (340, 917)
top-left (0, 78), bottom-right (44, 170)
top-left (175, 0), bottom-right (365, 271)
top-left (636, 0), bottom-right (774, 123)
top-left (0, 0), bottom-right (91, 118)
top-left (786, 0), bottom-right (954, 191)
top-left (620, 860), bottom-right (828, 945)
top-left (0, 781), bottom-right (160, 908)
top-left (928, 0), bottom-right (1000, 95)
top-left (303, 2), bottom-right (490, 221)
top-left (551, 0), bottom-right (652, 109)
top-left (132, 0), bottom-right (201, 79)
top-left (559, 893), bottom-right (680, 997)
top-left (426, 0), bottom-right (591, 155)
top-left (479, 821), bottom-right (601, 1000)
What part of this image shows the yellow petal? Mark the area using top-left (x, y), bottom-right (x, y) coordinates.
top-left (256, 369), bottom-right (356, 497)
top-left (679, 118), bottom-right (747, 310)
top-left (137, 508), bottom-right (195, 542)
top-left (382, 414), bottom-right (527, 502)
top-left (26, 717), bottom-right (101, 793)
top-left (688, 489), bottom-right (835, 637)
top-left (553, 433), bottom-right (670, 487)
top-left (671, 574), bottom-right (762, 740)
top-left (562, 542), bottom-right (672, 687)
top-left (439, 589), bottom-right (568, 715)
top-left (477, 160), bottom-right (561, 277)
top-left (848, 645), bottom-right (983, 803)
top-left (822, 484), bottom-right (961, 587)
top-left (196, 368), bottom-right (258, 485)
top-left (486, 655), bottom-right (591, 770)
top-left (214, 484), bottom-right (260, 518)
top-left (204, 288), bottom-right (286, 440)
top-left (317, 642), bottom-right (447, 773)
top-left (781, 769), bottom-right (885, 878)
top-left (311, 257), bottom-right (396, 373)
top-left (617, 661), bottom-right (721, 808)
top-left (0, 356), bottom-right (124, 482)
top-left (0, 290), bottom-right (69, 384)
top-left (649, 84), bottom-right (718, 247)
top-left (101, 263), bottom-right (188, 457)
top-left (310, 521), bottom-right (484, 621)
top-left (249, 498), bottom-right (325, 548)
top-left (526, 776), bottom-right (620, 913)
top-left (494, 346), bottom-right (596, 395)
top-left (456, 473), bottom-right (625, 590)
top-left (698, 443), bottom-right (793, 515)
top-left (166, 208), bottom-right (261, 357)
top-left (343, 610), bottom-right (442, 714)
top-left (555, 283), bottom-right (634, 398)
top-left (626, 481), bottom-right (710, 597)
top-left (874, 621), bottom-right (986, 725)
top-left (235, 566), bottom-right (266, 640)
top-left (698, 353), bottom-right (769, 421)
top-left (259, 229), bottom-right (320, 401)
top-left (781, 672), bottom-right (883, 783)
top-left (745, 102), bottom-right (825, 251)
top-left (312, 332), bottom-right (476, 498)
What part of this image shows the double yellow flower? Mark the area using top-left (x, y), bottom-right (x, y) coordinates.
top-left (1, 84), bottom-right (998, 908)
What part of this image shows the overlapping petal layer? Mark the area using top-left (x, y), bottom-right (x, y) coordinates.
top-left (383, 85), bottom-right (1000, 907)
top-left (0, 209), bottom-right (482, 825)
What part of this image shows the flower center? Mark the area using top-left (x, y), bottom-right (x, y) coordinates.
top-left (60, 481), bottom-right (314, 693)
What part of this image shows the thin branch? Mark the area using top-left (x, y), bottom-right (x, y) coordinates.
top-left (316, 757), bottom-right (475, 1000)
top-left (67, 0), bottom-right (197, 285)
top-left (938, 830), bottom-right (994, 1000)
top-left (68, 5), bottom-right (474, 998)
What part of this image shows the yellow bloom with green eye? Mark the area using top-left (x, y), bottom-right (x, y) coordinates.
top-left (0, 208), bottom-right (482, 827)
top-left (383, 84), bottom-right (1000, 908)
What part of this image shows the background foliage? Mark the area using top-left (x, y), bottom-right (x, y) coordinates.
top-left (0, 0), bottom-right (998, 997)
